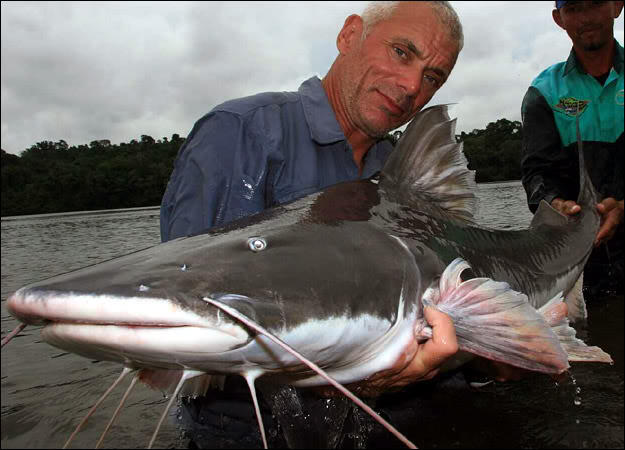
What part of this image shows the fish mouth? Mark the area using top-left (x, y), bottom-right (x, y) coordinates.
top-left (7, 288), bottom-right (250, 370)
top-left (7, 287), bottom-right (211, 327)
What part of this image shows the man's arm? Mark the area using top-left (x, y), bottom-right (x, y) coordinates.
top-left (160, 112), bottom-right (269, 242)
top-left (521, 86), bottom-right (578, 213)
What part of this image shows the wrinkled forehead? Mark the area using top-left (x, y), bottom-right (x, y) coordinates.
top-left (367, 2), bottom-right (461, 63)
top-left (384, 2), bottom-right (460, 47)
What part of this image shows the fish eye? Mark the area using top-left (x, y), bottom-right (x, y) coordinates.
top-left (247, 237), bottom-right (267, 252)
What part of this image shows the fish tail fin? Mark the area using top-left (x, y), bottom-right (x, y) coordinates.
top-left (575, 110), bottom-right (599, 209)
top-left (527, 114), bottom-right (600, 303)
top-left (421, 258), bottom-right (570, 374)
top-left (203, 296), bottom-right (418, 449)
top-left (538, 293), bottom-right (613, 363)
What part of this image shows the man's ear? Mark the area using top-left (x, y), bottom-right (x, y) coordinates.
top-left (337, 14), bottom-right (364, 55)
top-left (552, 8), bottom-right (565, 30)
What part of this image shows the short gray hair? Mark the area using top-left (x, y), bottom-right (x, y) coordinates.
top-left (361, 1), bottom-right (464, 52)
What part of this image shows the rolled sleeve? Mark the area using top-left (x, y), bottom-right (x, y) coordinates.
top-left (160, 112), bottom-right (268, 242)
top-left (521, 87), bottom-right (578, 213)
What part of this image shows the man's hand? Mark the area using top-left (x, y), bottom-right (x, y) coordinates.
top-left (550, 197), bottom-right (581, 215)
top-left (551, 197), bottom-right (624, 246)
top-left (595, 198), bottom-right (624, 246)
top-left (341, 306), bottom-right (458, 397)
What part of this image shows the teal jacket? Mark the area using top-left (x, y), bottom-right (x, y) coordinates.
top-left (520, 40), bottom-right (623, 279)
top-left (521, 39), bottom-right (623, 211)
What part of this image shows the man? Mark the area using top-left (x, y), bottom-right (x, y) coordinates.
top-left (161, 1), bottom-right (463, 446)
top-left (521, 1), bottom-right (624, 295)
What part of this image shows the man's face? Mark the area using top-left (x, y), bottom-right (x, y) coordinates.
top-left (554, 1), bottom-right (622, 52)
top-left (337, 2), bottom-right (459, 138)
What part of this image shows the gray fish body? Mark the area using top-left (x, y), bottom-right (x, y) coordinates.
top-left (6, 105), bottom-right (605, 388)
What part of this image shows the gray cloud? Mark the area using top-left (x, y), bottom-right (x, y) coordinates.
top-left (2, 1), bottom-right (623, 154)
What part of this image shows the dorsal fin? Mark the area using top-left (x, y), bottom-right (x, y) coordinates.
top-left (380, 105), bottom-right (477, 223)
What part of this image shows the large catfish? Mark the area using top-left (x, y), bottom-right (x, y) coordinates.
top-left (4, 105), bottom-right (611, 448)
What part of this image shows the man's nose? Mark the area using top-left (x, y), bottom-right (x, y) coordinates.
top-left (396, 68), bottom-right (422, 98)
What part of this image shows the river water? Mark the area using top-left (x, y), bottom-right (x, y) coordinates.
top-left (1, 181), bottom-right (623, 449)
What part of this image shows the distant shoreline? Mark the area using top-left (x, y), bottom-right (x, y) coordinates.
top-left (1, 179), bottom-right (524, 220)
top-left (1, 205), bottom-right (160, 221)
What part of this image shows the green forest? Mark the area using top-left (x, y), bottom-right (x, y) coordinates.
top-left (1, 118), bottom-right (522, 217)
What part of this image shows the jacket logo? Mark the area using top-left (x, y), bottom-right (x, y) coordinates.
top-left (554, 97), bottom-right (589, 116)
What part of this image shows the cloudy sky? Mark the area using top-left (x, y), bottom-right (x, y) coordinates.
top-left (1, 1), bottom-right (624, 155)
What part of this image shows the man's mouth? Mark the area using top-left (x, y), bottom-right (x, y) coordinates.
top-left (377, 90), bottom-right (406, 115)
top-left (579, 26), bottom-right (602, 36)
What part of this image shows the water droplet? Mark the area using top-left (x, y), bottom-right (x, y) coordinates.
top-left (139, 284), bottom-right (150, 292)
top-left (574, 397), bottom-right (582, 406)
top-left (575, 387), bottom-right (581, 394)
top-left (180, 264), bottom-right (188, 271)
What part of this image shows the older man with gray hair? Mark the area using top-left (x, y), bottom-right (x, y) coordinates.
top-left (162, 2), bottom-right (464, 447)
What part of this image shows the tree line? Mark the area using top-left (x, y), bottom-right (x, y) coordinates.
top-left (1, 118), bottom-right (523, 217)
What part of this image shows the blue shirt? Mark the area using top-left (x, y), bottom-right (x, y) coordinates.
top-left (160, 76), bottom-right (395, 242)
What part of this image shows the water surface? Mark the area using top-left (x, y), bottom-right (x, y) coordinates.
top-left (1, 183), bottom-right (623, 448)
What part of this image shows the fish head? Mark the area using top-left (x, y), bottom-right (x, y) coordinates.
top-left (6, 180), bottom-right (431, 371)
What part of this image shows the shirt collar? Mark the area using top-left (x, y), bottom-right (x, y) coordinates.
top-left (298, 75), bottom-right (396, 174)
top-left (299, 76), bottom-right (346, 144)
top-left (564, 39), bottom-right (625, 76)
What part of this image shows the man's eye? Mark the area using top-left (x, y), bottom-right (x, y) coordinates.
top-left (424, 74), bottom-right (440, 88)
top-left (393, 47), bottom-right (407, 59)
